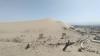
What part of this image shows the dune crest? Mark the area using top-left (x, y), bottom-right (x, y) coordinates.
top-left (0, 19), bottom-right (71, 32)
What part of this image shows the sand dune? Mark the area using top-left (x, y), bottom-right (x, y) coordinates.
top-left (0, 19), bottom-right (70, 32)
top-left (0, 19), bottom-right (99, 56)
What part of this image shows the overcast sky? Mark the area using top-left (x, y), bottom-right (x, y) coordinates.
top-left (0, 0), bottom-right (100, 25)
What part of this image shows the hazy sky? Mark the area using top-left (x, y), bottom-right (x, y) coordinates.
top-left (0, 0), bottom-right (100, 25)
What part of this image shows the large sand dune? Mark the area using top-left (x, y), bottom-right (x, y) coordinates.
top-left (0, 19), bottom-right (70, 32)
top-left (0, 19), bottom-right (99, 56)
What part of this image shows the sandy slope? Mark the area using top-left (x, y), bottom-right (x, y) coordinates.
top-left (0, 19), bottom-right (99, 56)
top-left (0, 19), bottom-right (70, 32)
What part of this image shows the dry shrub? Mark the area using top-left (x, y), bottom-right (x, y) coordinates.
top-left (0, 38), bottom-right (10, 42)
top-left (12, 37), bottom-right (23, 43)
top-left (61, 33), bottom-right (66, 39)
top-left (78, 47), bottom-right (85, 52)
top-left (0, 37), bottom-right (23, 43)
top-left (20, 34), bottom-right (26, 37)
top-left (62, 27), bottom-right (67, 30)
top-left (38, 33), bottom-right (44, 39)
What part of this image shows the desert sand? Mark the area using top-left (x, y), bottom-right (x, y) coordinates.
top-left (0, 19), bottom-right (100, 56)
